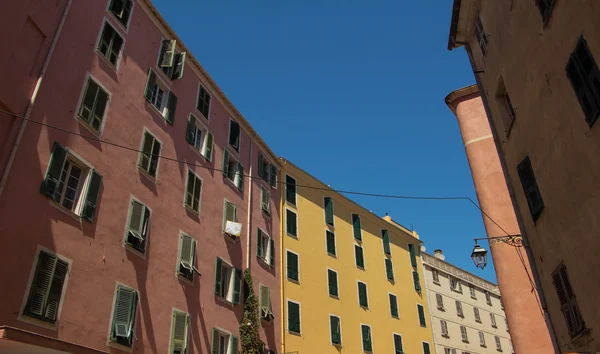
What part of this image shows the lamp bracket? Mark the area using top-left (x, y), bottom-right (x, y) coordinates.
top-left (474, 234), bottom-right (524, 247)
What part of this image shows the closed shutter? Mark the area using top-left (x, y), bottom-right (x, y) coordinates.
top-left (394, 334), bottom-right (403, 354)
top-left (418, 305), bottom-right (426, 327)
top-left (204, 133), bottom-right (214, 161)
top-left (389, 294), bottom-right (398, 318)
top-left (552, 263), bottom-right (585, 336)
top-left (328, 270), bottom-right (338, 297)
top-left (330, 316), bottom-right (341, 345)
top-left (441, 320), bottom-right (448, 336)
top-left (567, 40), bottom-right (600, 125)
top-left (456, 301), bottom-right (463, 317)
top-left (461, 326), bottom-right (468, 342)
top-left (382, 229), bottom-right (391, 255)
top-left (286, 210), bottom-right (297, 236)
top-left (324, 197), bottom-right (334, 225)
top-left (361, 325), bottom-right (372, 352)
top-left (260, 285), bottom-right (270, 313)
top-left (352, 214), bottom-right (362, 241)
top-left (413, 271), bottom-right (421, 292)
top-left (479, 331), bottom-right (486, 346)
top-left (214, 258), bottom-right (223, 296)
top-left (40, 142), bottom-right (67, 200)
top-left (166, 92), bottom-right (177, 125)
top-left (44, 258), bottom-right (68, 322)
top-left (92, 84), bottom-right (108, 130)
top-left (517, 157), bottom-right (544, 220)
top-left (355, 245), bottom-right (364, 268)
top-left (256, 229), bottom-right (263, 259)
top-left (258, 154), bottom-right (264, 178)
top-left (172, 52), bottom-right (186, 80)
top-left (185, 115), bottom-right (196, 144)
top-left (171, 311), bottom-right (189, 354)
top-left (288, 301), bottom-right (300, 333)
top-left (385, 258), bottom-right (394, 281)
top-left (233, 268), bottom-right (241, 304)
top-left (82, 170), bottom-right (102, 222)
top-left (358, 282), bottom-right (368, 308)
top-left (326, 230), bottom-right (336, 255)
top-left (230, 336), bottom-right (238, 354)
top-left (423, 342), bottom-right (431, 354)
top-left (436, 294), bottom-right (444, 309)
top-left (144, 69), bottom-right (157, 102)
top-left (160, 40), bottom-right (177, 67)
top-left (408, 244), bottom-right (417, 267)
top-left (269, 164), bottom-right (277, 187)
top-left (25, 252), bottom-right (67, 322)
top-left (287, 252), bottom-right (298, 281)
top-left (474, 307), bottom-right (480, 322)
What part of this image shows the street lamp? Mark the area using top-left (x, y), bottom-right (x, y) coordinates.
top-left (471, 235), bottom-right (524, 269)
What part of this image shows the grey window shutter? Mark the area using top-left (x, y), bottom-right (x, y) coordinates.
top-left (40, 142), bottom-right (67, 200)
top-left (382, 229), bottom-right (391, 255)
top-left (230, 335), bottom-right (238, 354)
top-left (79, 79), bottom-right (98, 122)
top-left (160, 40), bottom-right (177, 68)
top-left (269, 238), bottom-right (275, 266)
top-left (210, 328), bottom-right (219, 354)
top-left (222, 149), bottom-right (229, 177)
top-left (233, 268), bottom-right (241, 304)
top-left (171, 311), bottom-right (189, 354)
top-left (128, 201), bottom-right (144, 238)
top-left (26, 252), bottom-right (57, 317)
top-left (260, 285), bottom-right (270, 312)
top-left (139, 132), bottom-right (152, 171)
top-left (237, 164), bottom-right (244, 191)
top-left (180, 235), bottom-right (194, 275)
top-left (144, 69), bottom-right (156, 102)
top-left (82, 170), bottom-right (102, 222)
top-left (192, 176), bottom-right (201, 212)
top-left (166, 92), bottom-right (177, 125)
top-left (256, 229), bottom-right (263, 258)
top-left (185, 115), bottom-right (196, 144)
top-left (112, 286), bottom-right (136, 339)
top-left (44, 258), bottom-right (68, 322)
top-left (258, 153), bottom-right (264, 178)
top-left (172, 52), bottom-right (186, 80)
top-left (269, 164), bottom-right (277, 187)
top-left (352, 214), bottom-right (362, 240)
top-left (214, 258), bottom-right (223, 296)
top-left (148, 137), bottom-right (160, 177)
top-left (204, 133), bottom-right (214, 161)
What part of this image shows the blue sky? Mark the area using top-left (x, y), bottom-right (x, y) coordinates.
top-left (153, 0), bottom-right (497, 282)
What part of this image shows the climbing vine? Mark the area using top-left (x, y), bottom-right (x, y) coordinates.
top-left (240, 269), bottom-right (264, 353)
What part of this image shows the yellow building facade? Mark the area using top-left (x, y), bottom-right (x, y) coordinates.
top-left (279, 159), bottom-right (435, 354)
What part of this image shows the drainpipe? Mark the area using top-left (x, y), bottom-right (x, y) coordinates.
top-left (245, 144), bottom-right (253, 270)
top-left (0, 0), bottom-right (72, 199)
top-left (280, 159), bottom-right (287, 354)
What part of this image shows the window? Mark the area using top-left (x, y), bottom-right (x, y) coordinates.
top-left (285, 175), bottom-right (296, 205)
top-left (440, 320), bottom-right (449, 337)
top-left (355, 244), bottom-right (365, 269)
top-left (286, 209), bottom-right (297, 236)
top-left (474, 307), bottom-right (481, 322)
top-left (552, 262), bottom-right (586, 337)
top-left (138, 131), bottom-right (161, 178)
top-left (169, 310), bottom-right (190, 354)
top-left (177, 234), bottom-right (197, 281)
top-left (474, 15), bottom-right (488, 57)
top-left (393, 334), bottom-right (403, 354)
top-left (330, 315), bottom-right (341, 346)
top-left (517, 156), bottom-right (545, 221)
top-left (469, 284), bottom-right (476, 298)
top-left (460, 326), bottom-right (468, 342)
top-left (417, 304), bottom-right (427, 327)
top-left (327, 269), bottom-right (338, 297)
top-left (361, 325), bottom-right (372, 352)
top-left (210, 328), bottom-right (238, 354)
top-left (450, 277), bottom-right (462, 292)
top-left (324, 197), bottom-right (334, 226)
top-left (432, 269), bottom-right (440, 284)
top-left (214, 258), bottom-right (241, 304)
top-left (185, 114), bottom-right (213, 160)
top-left (381, 229), bottom-right (391, 255)
top-left (144, 69), bottom-right (177, 123)
top-left (456, 301), bottom-right (464, 317)
top-left (196, 84), bottom-right (211, 119)
top-left (495, 336), bottom-right (502, 352)
top-left (40, 143), bottom-right (102, 221)
top-left (326, 230), bottom-right (336, 256)
top-left (228, 120), bottom-right (241, 152)
top-left (358, 281), bottom-right (368, 308)
top-left (109, 285), bottom-right (138, 347)
top-left (408, 243), bottom-right (417, 267)
top-left (97, 22), bottom-right (123, 66)
top-left (352, 213), bottom-right (362, 240)
top-left (385, 258), bottom-right (394, 281)
top-left (413, 271), bottom-right (421, 292)
top-left (423, 342), bottom-right (431, 354)
top-left (125, 199), bottom-right (150, 254)
top-left (256, 229), bottom-right (274, 267)
top-left (485, 291), bottom-right (492, 305)
top-left (567, 36), bottom-right (600, 125)
top-left (496, 79), bottom-right (516, 135)
top-left (258, 153), bottom-right (277, 188)
top-left (222, 149), bottom-right (244, 191)
top-left (490, 313), bottom-right (497, 328)
top-left (286, 251), bottom-right (299, 282)
top-left (536, 0), bottom-right (555, 23)
top-left (436, 294), bottom-right (444, 310)
top-left (389, 293), bottom-right (399, 318)
top-left (259, 284), bottom-right (273, 321)
top-left (287, 301), bottom-right (301, 334)
top-left (261, 187), bottom-right (271, 215)
top-left (23, 251), bottom-right (69, 323)
top-left (158, 40), bottom-right (186, 80)
top-left (444, 349), bottom-right (457, 354)
top-left (505, 318), bottom-right (509, 331)
top-left (108, 0), bottom-right (133, 28)
top-left (222, 200), bottom-right (238, 235)
top-left (77, 77), bottom-right (109, 133)
top-left (184, 170), bottom-right (202, 213)
top-left (479, 331), bottom-right (486, 347)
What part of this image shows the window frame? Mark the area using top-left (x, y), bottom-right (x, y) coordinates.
top-left (155, 38), bottom-right (186, 82)
top-left (259, 283), bottom-right (273, 321)
top-left (354, 243), bottom-right (365, 269)
top-left (536, 0), bottom-right (555, 24)
top-left (183, 168), bottom-right (203, 214)
top-left (286, 299), bottom-right (302, 335)
top-left (286, 249), bottom-right (300, 283)
top-left (460, 325), bottom-right (469, 343)
top-left (214, 257), bottom-right (239, 304)
top-left (285, 174), bottom-right (297, 206)
top-left (479, 331), bottom-right (486, 347)
top-left (357, 280), bottom-right (369, 309)
top-left (432, 268), bottom-right (440, 284)
top-left (143, 68), bottom-right (177, 123)
top-left (123, 196), bottom-right (151, 257)
top-left (440, 319), bottom-right (449, 337)
top-left (495, 77), bottom-right (516, 136)
top-left (469, 283), bottom-right (476, 298)
top-left (325, 229), bottom-right (336, 257)
top-left (168, 308), bottom-right (190, 354)
top-left (211, 327), bottom-right (237, 354)
top-left (422, 341), bottom-right (431, 354)
top-left (196, 83), bottom-right (211, 120)
top-left (417, 304), bottom-right (427, 328)
top-left (186, 113), bottom-right (213, 161)
top-left (137, 128), bottom-right (162, 180)
top-left (456, 300), bottom-right (464, 317)
top-left (360, 323), bottom-right (373, 353)
top-left (95, 18), bottom-right (125, 69)
top-left (222, 147), bottom-right (244, 191)
top-left (106, 0), bottom-right (135, 31)
top-left (329, 314), bottom-right (342, 347)
top-left (351, 213), bottom-right (362, 241)
top-left (384, 257), bottom-right (395, 282)
top-left (260, 186), bottom-right (271, 216)
top-left (474, 307), bottom-right (481, 323)
top-left (176, 232), bottom-right (197, 283)
top-left (474, 14), bottom-right (488, 58)
top-left (323, 196), bottom-right (335, 227)
top-left (74, 73), bottom-right (111, 135)
top-left (257, 228), bottom-right (273, 266)
top-left (495, 336), bottom-right (502, 352)
top-left (490, 312), bottom-right (497, 328)
top-left (389, 292), bottom-right (399, 319)
top-left (228, 119), bottom-right (241, 152)
top-left (436, 293), bottom-right (444, 311)
top-left (327, 268), bottom-right (339, 298)
top-left (392, 333), bottom-right (403, 354)
top-left (286, 208), bottom-right (298, 237)
top-left (517, 156), bottom-right (545, 221)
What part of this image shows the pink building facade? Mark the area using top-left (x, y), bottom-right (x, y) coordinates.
top-left (0, 1), bottom-right (281, 353)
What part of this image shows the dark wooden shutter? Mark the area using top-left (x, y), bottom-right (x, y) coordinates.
top-left (258, 153), bottom-right (264, 178)
top-left (390, 294), bottom-right (399, 318)
top-left (287, 252), bottom-right (298, 280)
top-left (231, 336), bottom-right (238, 354)
top-left (394, 334), bottom-right (403, 354)
top-left (385, 258), bottom-right (394, 281)
top-left (166, 92), bottom-right (177, 125)
top-left (256, 229), bottom-right (263, 258)
top-left (288, 301), bottom-right (300, 333)
top-left (358, 282), bottom-right (368, 308)
top-left (44, 258), bottom-right (68, 322)
top-left (355, 245), bottom-right (364, 268)
top-left (409, 244), bottom-right (417, 267)
top-left (269, 164), bottom-right (277, 187)
top-left (144, 69), bottom-right (156, 102)
top-left (328, 270), bottom-right (338, 296)
top-left (413, 271), bottom-right (421, 292)
top-left (324, 197), bottom-right (334, 225)
top-left (222, 149), bottom-right (229, 177)
top-left (423, 342), bottom-right (431, 354)
top-left (361, 325), bottom-right (371, 352)
top-left (285, 175), bottom-right (296, 204)
top-left (237, 164), bottom-right (244, 191)
top-left (517, 157), bottom-right (544, 220)
top-left (567, 37), bottom-right (600, 125)
top-left (286, 210), bottom-right (297, 236)
top-left (172, 52), bottom-right (186, 80)
top-left (552, 263), bottom-right (585, 337)
top-left (330, 316), bottom-right (341, 345)
top-left (326, 230), bottom-right (336, 255)
top-left (82, 170), bottom-right (102, 222)
top-left (40, 142), bottom-right (67, 200)
top-left (418, 305), bottom-right (426, 327)
top-left (214, 258), bottom-right (222, 296)
top-left (210, 328), bottom-right (219, 354)
top-left (382, 229), bottom-right (391, 255)
top-left (352, 214), bottom-right (362, 240)
top-left (269, 239), bottom-right (275, 267)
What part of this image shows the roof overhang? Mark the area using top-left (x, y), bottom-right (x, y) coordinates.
top-left (447, 0), bottom-right (478, 51)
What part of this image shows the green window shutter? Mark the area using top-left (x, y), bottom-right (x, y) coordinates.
top-left (269, 239), bottom-right (275, 267)
top-left (358, 282), bottom-right (368, 308)
top-left (389, 294), bottom-right (399, 318)
top-left (385, 258), bottom-right (394, 281)
top-left (40, 142), bottom-right (67, 200)
top-left (288, 301), bottom-right (300, 333)
top-left (179, 235), bottom-right (194, 278)
top-left (409, 244), bottom-right (417, 267)
top-left (144, 69), bottom-right (156, 101)
top-left (148, 138), bottom-right (161, 177)
top-left (269, 164), bottom-right (277, 188)
top-left (324, 197), bottom-right (334, 225)
top-left (166, 92), bottom-right (177, 125)
top-left (355, 245), bottom-right (364, 269)
top-left (259, 285), bottom-right (270, 311)
top-left (172, 52), bottom-right (186, 80)
top-left (229, 121), bottom-right (240, 150)
top-left (361, 325), bottom-right (372, 352)
top-left (112, 286), bottom-right (136, 343)
top-left (258, 153), bottom-right (264, 178)
top-left (192, 175), bottom-right (201, 212)
top-left (394, 334), bottom-right (403, 354)
top-left (204, 132), bottom-right (214, 161)
top-left (326, 230), bottom-right (336, 256)
top-left (210, 328), bottom-right (219, 354)
top-left (214, 258), bottom-right (223, 296)
top-left (422, 342), bottom-right (431, 354)
top-left (139, 132), bottom-right (152, 171)
top-left (328, 270), bottom-right (338, 297)
top-left (160, 40), bottom-right (177, 67)
top-left (256, 228), bottom-right (263, 259)
top-left (185, 115), bottom-right (196, 144)
top-left (222, 149), bottom-right (229, 177)
top-left (44, 258), bottom-right (68, 322)
top-left (82, 170), bottom-right (102, 222)
top-left (26, 251), bottom-right (68, 323)
top-left (330, 315), bottom-right (341, 345)
top-left (237, 164), bottom-right (244, 191)
top-left (382, 229), bottom-right (391, 255)
top-left (352, 214), bottom-right (362, 241)
top-left (286, 210), bottom-right (297, 236)
top-left (418, 305), bottom-right (426, 327)
top-left (171, 311), bottom-right (189, 354)
top-left (285, 175), bottom-right (296, 204)
top-left (233, 268), bottom-right (241, 304)
top-left (287, 252), bottom-right (298, 281)
top-left (413, 271), bottom-right (421, 292)
top-left (230, 336), bottom-right (238, 354)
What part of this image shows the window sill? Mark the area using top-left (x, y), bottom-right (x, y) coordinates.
top-left (288, 330), bottom-right (301, 337)
top-left (145, 99), bottom-right (169, 123)
top-left (107, 339), bottom-right (134, 353)
top-left (222, 232), bottom-right (240, 243)
top-left (223, 175), bottom-right (243, 193)
top-left (184, 204), bottom-right (199, 215)
top-left (437, 308), bottom-right (445, 312)
top-left (215, 295), bottom-right (235, 307)
top-left (124, 243), bottom-right (146, 259)
top-left (433, 281), bottom-right (440, 286)
top-left (287, 277), bottom-right (300, 285)
top-left (391, 315), bottom-right (399, 320)
top-left (17, 314), bottom-right (58, 331)
top-left (462, 340), bottom-right (469, 343)
top-left (154, 65), bottom-right (174, 87)
top-left (138, 167), bottom-right (157, 183)
top-left (329, 294), bottom-right (339, 300)
top-left (48, 200), bottom-right (82, 222)
top-left (257, 255), bottom-right (272, 268)
top-left (195, 108), bottom-right (209, 121)
top-left (287, 232), bottom-right (298, 239)
top-left (332, 343), bottom-right (342, 348)
top-left (327, 252), bottom-right (337, 258)
top-left (285, 201), bottom-right (298, 209)
top-left (261, 208), bottom-right (271, 217)
top-left (442, 335), bottom-right (449, 338)
top-left (356, 266), bottom-right (366, 271)
top-left (108, 12), bottom-right (130, 33)
top-left (568, 328), bottom-right (592, 343)
top-left (76, 115), bottom-right (103, 137)
top-left (480, 345), bottom-right (487, 348)
top-left (95, 49), bottom-right (119, 72)
top-left (177, 272), bottom-right (195, 285)
top-left (471, 295), bottom-right (477, 299)
top-left (475, 320), bottom-right (482, 323)
top-left (359, 305), bottom-right (369, 310)
top-left (189, 144), bottom-right (211, 163)
top-left (458, 314), bottom-right (464, 318)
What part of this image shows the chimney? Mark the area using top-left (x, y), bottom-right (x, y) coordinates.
top-left (434, 249), bottom-right (445, 261)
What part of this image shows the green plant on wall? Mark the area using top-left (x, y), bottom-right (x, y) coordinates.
top-left (240, 269), bottom-right (264, 353)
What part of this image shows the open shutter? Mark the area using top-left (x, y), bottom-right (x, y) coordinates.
top-left (258, 154), bottom-right (264, 178)
top-left (413, 271), bottom-right (421, 292)
top-left (233, 268), bottom-right (241, 304)
top-left (385, 258), bottom-right (394, 281)
top-left (324, 197), bottom-right (334, 225)
top-left (269, 239), bottom-right (275, 266)
top-left (409, 244), bottom-right (417, 267)
top-left (222, 149), bottom-right (229, 177)
top-left (128, 201), bottom-right (144, 239)
top-left (113, 286), bottom-right (135, 338)
top-left (229, 121), bottom-right (240, 150)
top-left (82, 170), bottom-right (102, 222)
top-left (185, 115), bottom-right (196, 144)
top-left (180, 235), bottom-right (194, 272)
top-left (382, 229), bottom-right (391, 255)
top-left (210, 328), bottom-right (219, 354)
top-left (144, 69), bottom-right (156, 102)
top-left (230, 336), bottom-right (238, 354)
top-left (40, 142), bottom-right (67, 200)
top-left (148, 139), bottom-right (161, 177)
top-left (214, 258), bottom-right (223, 296)
top-left (26, 252), bottom-right (57, 316)
top-left (256, 229), bottom-right (263, 258)
top-left (237, 164), bottom-right (244, 191)
top-left (352, 214), bottom-right (362, 241)
top-left (171, 311), bottom-right (189, 354)
top-left (330, 316), bottom-right (340, 345)
top-left (160, 40), bottom-right (176, 67)
top-left (44, 259), bottom-right (68, 322)
top-left (166, 92), bottom-right (177, 125)
top-left (269, 164), bottom-right (277, 187)
top-left (172, 52), bottom-right (186, 80)
top-left (204, 133), bottom-right (214, 161)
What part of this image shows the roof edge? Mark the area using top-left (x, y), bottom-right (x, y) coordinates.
top-left (422, 252), bottom-right (500, 290)
top-left (447, 0), bottom-right (463, 51)
top-left (444, 84), bottom-right (479, 114)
